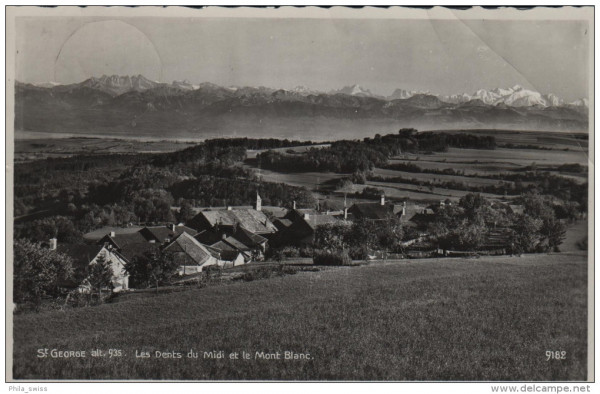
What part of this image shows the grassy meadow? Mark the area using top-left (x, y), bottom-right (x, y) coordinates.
top-left (13, 253), bottom-right (587, 381)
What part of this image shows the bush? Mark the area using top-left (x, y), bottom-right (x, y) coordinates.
top-left (280, 246), bottom-right (301, 258)
top-left (576, 237), bottom-right (588, 251)
top-left (298, 246), bottom-right (313, 258)
top-left (313, 250), bottom-right (352, 266)
top-left (64, 290), bottom-right (112, 308)
top-left (348, 246), bottom-right (369, 260)
top-left (204, 265), bottom-right (223, 281)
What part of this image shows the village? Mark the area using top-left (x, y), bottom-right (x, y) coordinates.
top-left (47, 191), bottom-right (530, 295)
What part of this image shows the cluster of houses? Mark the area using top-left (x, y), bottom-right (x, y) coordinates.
top-left (50, 194), bottom-right (411, 292)
top-left (52, 193), bottom-right (472, 293)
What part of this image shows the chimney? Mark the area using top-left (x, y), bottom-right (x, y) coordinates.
top-left (402, 201), bottom-right (407, 216)
top-left (49, 238), bottom-right (57, 250)
top-left (255, 193), bottom-right (262, 212)
top-left (227, 206), bottom-right (233, 211)
top-left (293, 200), bottom-right (296, 210)
top-left (168, 223), bottom-right (176, 231)
top-left (326, 210), bottom-right (330, 215)
top-left (222, 233), bottom-right (227, 239)
top-left (344, 207), bottom-right (348, 220)
top-left (303, 213), bottom-right (310, 220)
top-left (110, 231), bottom-right (115, 237)
top-left (380, 194), bottom-right (385, 206)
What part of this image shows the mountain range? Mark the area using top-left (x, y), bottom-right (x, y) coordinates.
top-left (15, 75), bottom-right (589, 140)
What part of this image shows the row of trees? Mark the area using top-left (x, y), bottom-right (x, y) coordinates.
top-left (427, 193), bottom-right (567, 254)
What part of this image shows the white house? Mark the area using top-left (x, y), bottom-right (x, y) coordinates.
top-left (54, 240), bottom-right (130, 292)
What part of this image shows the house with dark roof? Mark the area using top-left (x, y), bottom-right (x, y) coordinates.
top-left (195, 225), bottom-right (269, 261)
top-left (164, 232), bottom-right (245, 275)
top-left (97, 231), bottom-right (148, 250)
top-left (276, 209), bottom-right (345, 246)
top-left (187, 194), bottom-right (277, 236)
top-left (164, 232), bottom-right (220, 275)
top-left (273, 218), bottom-right (293, 232)
top-left (188, 208), bottom-right (278, 236)
top-left (233, 226), bottom-right (268, 252)
top-left (117, 242), bottom-right (160, 263)
top-left (54, 241), bottom-right (129, 292)
top-left (210, 239), bottom-right (251, 261)
top-left (139, 224), bottom-right (198, 244)
top-left (347, 200), bottom-right (395, 221)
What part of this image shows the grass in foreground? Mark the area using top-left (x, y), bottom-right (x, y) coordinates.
top-left (12, 253), bottom-right (587, 381)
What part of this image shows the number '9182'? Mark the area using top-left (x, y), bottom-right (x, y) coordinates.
top-left (546, 351), bottom-right (566, 361)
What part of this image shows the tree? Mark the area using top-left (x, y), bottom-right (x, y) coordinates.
top-left (17, 216), bottom-right (82, 244)
top-left (86, 253), bottom-right (114, 300)
top-left (13, 239), bottom-right (74, 307)
top-left (520, 192), bottom-right (555, 222)
top-left (314, 223), bottom-right (351, 252)
top-left (509, 215), bottom-right (542, 254)
top-left (378, 214), bottom-right (403, 259)
top-left (459, 193), bottom-right (488, 220)
top-left (126, 250), bottom-right (179, 293)
top-left (350, 218), bottom-right (380, 257)
top-left (398, 128), bottom-right (417, 138)
top-left (177, 200), bottom-right (196, 224)
top-left (453, 220), bottom-right (486, 250)
top-left (541, 218), bottom-right (567, 252)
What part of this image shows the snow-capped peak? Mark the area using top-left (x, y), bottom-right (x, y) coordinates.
top-left (172, 80), bottom-right (199, 90)
top-left (388, 88), bottom-right (431, 100)
top-left (542, 93), bottom-right (564, 107)
top-left (333, 84), bottom-right (374, 97)
top-left (32, 81), bottom-right (62, 88)
top-left (291, 85), bottom-right (320, 95)
top-left (433, 85), bottom-right (575, 108)
top-left (569, 98), bottom-right (589, 107)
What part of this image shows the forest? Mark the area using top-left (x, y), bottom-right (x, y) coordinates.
top-left (255, 129), bottom-right (496, 173)
top-left (14, 139), bottom-right (316, 245)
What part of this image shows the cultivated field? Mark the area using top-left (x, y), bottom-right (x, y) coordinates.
top-left (244, 135), bottom-right (589, 205)
top-left (14, 134), bottom-right (195, 162)
top-left (13, 253), bottom-right (587, 381)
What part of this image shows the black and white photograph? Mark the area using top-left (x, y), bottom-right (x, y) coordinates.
top-left (5, 5), bottom-right (594, 385)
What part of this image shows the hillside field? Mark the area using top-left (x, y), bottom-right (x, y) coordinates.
top-left (13, 253), bottom-right (587, 381)
top-left (247, 143), bottom-right (588, 204)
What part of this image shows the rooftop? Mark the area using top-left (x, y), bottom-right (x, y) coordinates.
top-left (117, 242), bottom-right (160, 262)
top-left (101, 232), bottom-right (148, 248)
top-left (197, 209), bottom-right (277, 234)
top-left (348, 202), bottom-right (394, 220)
top-left (164, 232), bottom-right (212, 266)
top-left (140, 225), bottom-right (198, 243)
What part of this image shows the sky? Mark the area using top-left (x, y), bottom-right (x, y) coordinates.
top-left (15, 16), bottom-right (590, 101)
